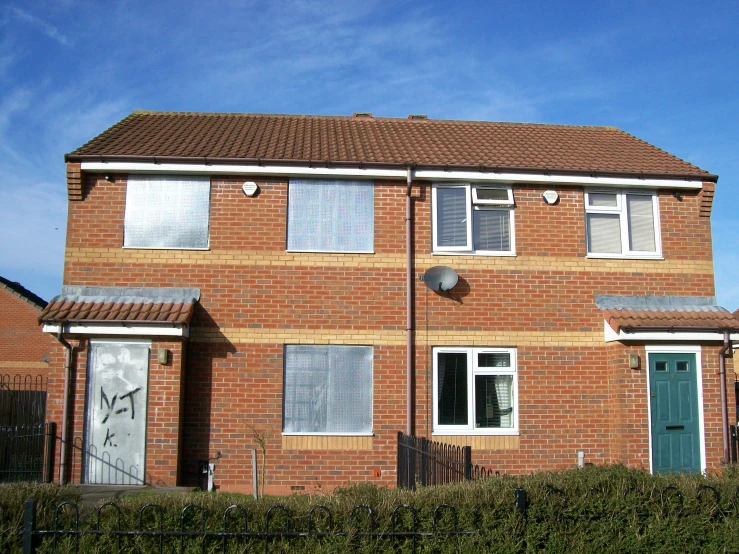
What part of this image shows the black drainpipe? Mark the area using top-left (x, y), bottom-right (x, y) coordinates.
top-left (55, 329), bottom-right (73, 484)
top-left (720, 331), bottom-right (732, 464)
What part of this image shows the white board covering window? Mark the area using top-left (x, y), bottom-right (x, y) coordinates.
top-left (287, 180), bottom-right (374, 252)
top-left (283, 345), bottom-right (373, 434)
top-left (433, 347), bottom-right (518, 435)
top-left (585, 190), bottom-right (660, 257)
top-left (433, 184), bottom-right (515, 255)
top-left (124, 175), bottom-right (211, 249)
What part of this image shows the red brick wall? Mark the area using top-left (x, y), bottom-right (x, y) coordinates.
top-left (52, 170), bottom-right (727, 492)
top-left (0, 286), bottom-right (49, 377)
top-left (45, 338), bottom-right (186, 485)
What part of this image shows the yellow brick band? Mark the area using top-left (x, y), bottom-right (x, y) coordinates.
top-left (0, 361), bottom-right (49, 369)
top-left (190, 327), bottom-right (604, 346)
top-left (282, 435), bottom-right (373, 451)
top-left (65, 248), bottom-right (714, 274)
top-left (433, 435), bottom-right (520, 450)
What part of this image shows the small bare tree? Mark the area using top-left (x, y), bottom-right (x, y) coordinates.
top-left (246, 424), bottom-right (272, 497)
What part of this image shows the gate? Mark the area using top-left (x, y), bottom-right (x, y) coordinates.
top-left (0, 374), bottom-right (54, 483)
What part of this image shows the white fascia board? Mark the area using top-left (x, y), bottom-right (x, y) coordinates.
top-left (415, 170), bottom-right (704, 189)
top-left (603, 321), bottom-right (739, 343)
top-left (80, 162), bottom-right (706, 190)
top-left (43, 323), bottom-right (188, 338)
top-left (81, 162), bottom-right (405, 180)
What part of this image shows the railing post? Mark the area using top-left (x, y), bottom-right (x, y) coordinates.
top-left (397, 432), bottom-right (403, 488)
top-left (23, 499), bottom-right (37, 554)
top-left (514, 488), bottom-right (528, 515)
top-left (44, 422), bottom-right (56, 483)
top-left (420, 437), bottom-right (428, 487)
top-left (463, 446), bottom-right (472, 481)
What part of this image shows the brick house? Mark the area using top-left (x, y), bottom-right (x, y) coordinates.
top-left (0, 276), bottom-right (48, 379)
top-left (39, 111), bottom-right (738, 493)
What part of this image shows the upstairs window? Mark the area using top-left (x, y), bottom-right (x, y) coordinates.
top-left (433, 347), bottom-right (518, 435)
top-left (124, 175), bottom-right (211, 249)
top-left (432, 184), bottom-right (515, 255)
top-left (585, 190), bottom-right (661, 257)
top-left (283, 345), bottom-right (373, 435)
top-left (287, 180), bottom-right (374, 253)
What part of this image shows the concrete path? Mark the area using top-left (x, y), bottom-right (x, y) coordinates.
top-left (75, 484), bottom-right (196, 507)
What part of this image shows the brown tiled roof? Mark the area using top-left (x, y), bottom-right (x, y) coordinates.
top-left (65, 112), bottom-right (716, 181)
top-left (39, 286), bottom-right (199, 326)
top-left (603, 308), bottom-right (739, 333)
top-left (40, 299), bottom-right (195, 325)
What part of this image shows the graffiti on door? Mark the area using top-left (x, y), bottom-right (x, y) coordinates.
top-left (85, 343), bottom-right (149, 484)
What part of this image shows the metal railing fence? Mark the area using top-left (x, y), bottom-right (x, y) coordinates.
top-left (3, 483), bottom-right (734, 554)
top-left (397, 432), bottom-right (496, 488)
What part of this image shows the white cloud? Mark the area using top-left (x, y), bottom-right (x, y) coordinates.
top-left (8, 6), bottom-right (71, 47)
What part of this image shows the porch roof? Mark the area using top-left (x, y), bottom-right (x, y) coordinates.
top-left (596, 295), bottom-right (739, 333)
top-left (38, 286), bottom-right (199, 325)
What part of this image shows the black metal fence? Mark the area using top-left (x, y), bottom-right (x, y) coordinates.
top-left (0, 374), bottom-right (47, 427)
top-left (0, 422), bottom-right (55, 483)
top-left (397, 432), bottom-right (496, 489)
top-left (0, 375), bottom-right (52, 484)
top-left (5, 484), bottom-right (733, 554)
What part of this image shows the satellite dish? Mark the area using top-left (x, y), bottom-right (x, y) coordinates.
top-left (421, 266), bottom-right (459, 292)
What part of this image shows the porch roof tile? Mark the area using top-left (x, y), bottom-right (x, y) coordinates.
top-left (39, 286), bottom-right (199, 326)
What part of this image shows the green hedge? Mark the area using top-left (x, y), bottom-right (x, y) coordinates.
top-left (2, 466), bottom-right (739, 553)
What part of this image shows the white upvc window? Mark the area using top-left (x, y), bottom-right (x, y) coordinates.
top-left (585, 190), bottom-right (661, 258)
top-left (432, 347), bottom-right (518, 435)
top-left (432, 184), bottom-right (515, 255)
top-left (287, 179), bottom-right (374, 253)
top-left (283, 345), bottom-right (373, 435)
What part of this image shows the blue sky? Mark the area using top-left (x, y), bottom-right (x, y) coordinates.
top-left (0, 0), bottom-right (737, 308)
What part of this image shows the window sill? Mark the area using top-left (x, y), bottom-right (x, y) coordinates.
top-left (122, 246), bottom-right (211, 251)
top-left (281, 435), bottom-right (373, 451)
top-left (431, 435), bottom-right (520, 449)
top-left (432, 251), bottom-right (517, 257)
top-left (586, 253), bottom-right (663, 260)
top-left (286, 250), bottom-right (375, 254)
top-left (432, 430), bottom-right (519, 436)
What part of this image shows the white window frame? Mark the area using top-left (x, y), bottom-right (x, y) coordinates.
top-left (432, 184), bottom-right (516, 255)
top-left (282, 345), bottom-right (373, 436)
top-left (432, 347), bottom-right (518, 436)
top-left (584, 189), bottom-right (662, 259)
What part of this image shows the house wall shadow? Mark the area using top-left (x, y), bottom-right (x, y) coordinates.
top-left (181, 306), bottom-right (236, 487)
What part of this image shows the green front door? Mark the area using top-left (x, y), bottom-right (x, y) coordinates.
top-left (649, 353), bottom-right (701, 473)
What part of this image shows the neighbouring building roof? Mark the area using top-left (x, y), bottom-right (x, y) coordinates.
top-left (39, 286), bottom-right (200, 325)
top-left (65, 111), bottom-right (716, 181)
top-left (0, 275), bottom-right (46, 310)
top-left (596, 295), bottom-right (739, 333)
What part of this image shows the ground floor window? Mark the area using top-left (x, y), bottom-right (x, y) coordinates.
top-left (283, 345), bottom-right (373, 434)
top-left (433, 347), bottom-right (518, 435)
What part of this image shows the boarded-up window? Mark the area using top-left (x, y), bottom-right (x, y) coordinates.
top-left (283, 345), bottom-right (372, 434)
top-left (124, 175), bottom-right (211, 248)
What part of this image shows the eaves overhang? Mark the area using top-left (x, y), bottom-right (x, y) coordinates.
top-left (75, 159), bottom-right (711, 189)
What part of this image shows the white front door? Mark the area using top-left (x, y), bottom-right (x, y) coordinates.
top-left (84, 341), bottom-right (149, 484)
